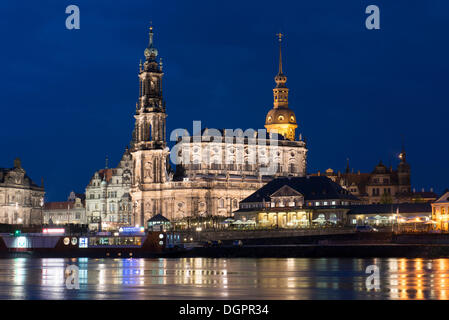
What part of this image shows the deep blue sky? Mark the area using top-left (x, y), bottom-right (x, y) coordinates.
top-left (1, 0), bottom-right (448, 201)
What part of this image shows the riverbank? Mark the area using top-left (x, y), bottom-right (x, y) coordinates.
top-left (4, 231), bottom-right (449, 259)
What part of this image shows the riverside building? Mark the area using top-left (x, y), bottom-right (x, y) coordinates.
top-left (0, 158), bottom-right (45, 225)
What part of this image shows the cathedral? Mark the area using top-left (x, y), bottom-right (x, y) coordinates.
top-left (87, 26), bottom-right (308, 230)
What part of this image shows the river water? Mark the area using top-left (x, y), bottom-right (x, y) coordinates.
top-left (0, 257), bottom-right (447, 300)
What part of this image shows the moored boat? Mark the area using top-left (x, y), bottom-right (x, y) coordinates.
top-left (0, 227), bottom-right (185, 258)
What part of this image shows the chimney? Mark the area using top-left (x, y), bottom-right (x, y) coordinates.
top-left (431, 187), bottom-right (434, 193)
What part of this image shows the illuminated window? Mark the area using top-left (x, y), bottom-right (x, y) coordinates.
top-left (290, 116), bottom-right (295, 122)
top-left (278, 115), bottom-right (284, 121)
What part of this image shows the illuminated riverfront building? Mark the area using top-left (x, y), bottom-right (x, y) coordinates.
top-left (127, 26), bottom-right (308, 227)
top-left (43, 191), bottom-right (86, 225)
top-left (432, 191), bottom-right (449, 231)
top-left (235, 176), bottom-right (360, 227)
top-left (312, 149), bottom-right (414, 204)
top-left (85, 148), bottom-right (133, 231)
top-left (0, 158), bottom-right (45, 225)
top-left (235, 176), bottom-right (433, 228)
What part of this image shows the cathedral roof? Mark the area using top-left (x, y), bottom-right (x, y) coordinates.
top-left (0, 167), bottom-right (42, 189)
top-left (265, 107), bottom-right (297, 126)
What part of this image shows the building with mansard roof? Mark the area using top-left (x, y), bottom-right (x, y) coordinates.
top-left (0, 158), bottom-right (45, 225)
top-left (234, 176), bottom-right (360, 227)
top-left (124, 27), bottom-right (308, 229)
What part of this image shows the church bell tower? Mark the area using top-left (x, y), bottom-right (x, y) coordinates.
top-left (130, 25), bottom-right (170, 226)
top-left (132, 25), bottom-right (167, 150)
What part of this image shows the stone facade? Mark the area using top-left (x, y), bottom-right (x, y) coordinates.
top-left (43, 191), bottom-right (86, 225)
top-left (0, 158), bottom-right (45, 225)
top-left (85, 148), bottom-right (133, 230)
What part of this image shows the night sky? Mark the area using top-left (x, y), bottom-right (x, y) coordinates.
top-left (1, 0), bottom-right (448, 201)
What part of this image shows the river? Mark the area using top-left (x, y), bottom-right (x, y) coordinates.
top-left (0, 257), bottom-right (446, 299)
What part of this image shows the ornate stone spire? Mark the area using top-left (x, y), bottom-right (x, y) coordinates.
top-left (144, 24), bottom-right (158, 62)
top-left (274, 32), bottom-right (287, 91)
top-left (131, 24), bottom-right (167, 151)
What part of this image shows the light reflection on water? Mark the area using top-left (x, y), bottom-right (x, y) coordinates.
top-left (0, 257), bottom-right (448, 299)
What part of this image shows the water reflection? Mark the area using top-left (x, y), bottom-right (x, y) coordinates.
top-left (1, 257), bottom-right (449, 299)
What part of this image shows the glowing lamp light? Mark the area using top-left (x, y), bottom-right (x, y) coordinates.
top-left (119, 227), bottom-right (145, 234)
top-left (17, 236), bottom-right (27, 248)
top-left (42, 228), bottom-right (65, 235)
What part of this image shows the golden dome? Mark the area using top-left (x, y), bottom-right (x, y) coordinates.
top-left (265, 107), bottom-right (297, 126)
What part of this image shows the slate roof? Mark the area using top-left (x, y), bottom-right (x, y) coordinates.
top-left (435, 191), bottom-right (449, 204)
top-left (241, 176), bottom-right (359, 203)
top-left (147, 214), bottom-right (170, 222)
top-left (345, 202), bottom-right (432, 215)
top-left (44, 201), bottom-right (78, 210)
top-left (270, 185), bottom-right (303, 197)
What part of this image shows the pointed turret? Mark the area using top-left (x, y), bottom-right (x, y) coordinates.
top-left (265, 32), bottom-right (298, 141)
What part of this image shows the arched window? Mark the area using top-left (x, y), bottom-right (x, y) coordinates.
top-left (289, 163), bottom-right (297, 173)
